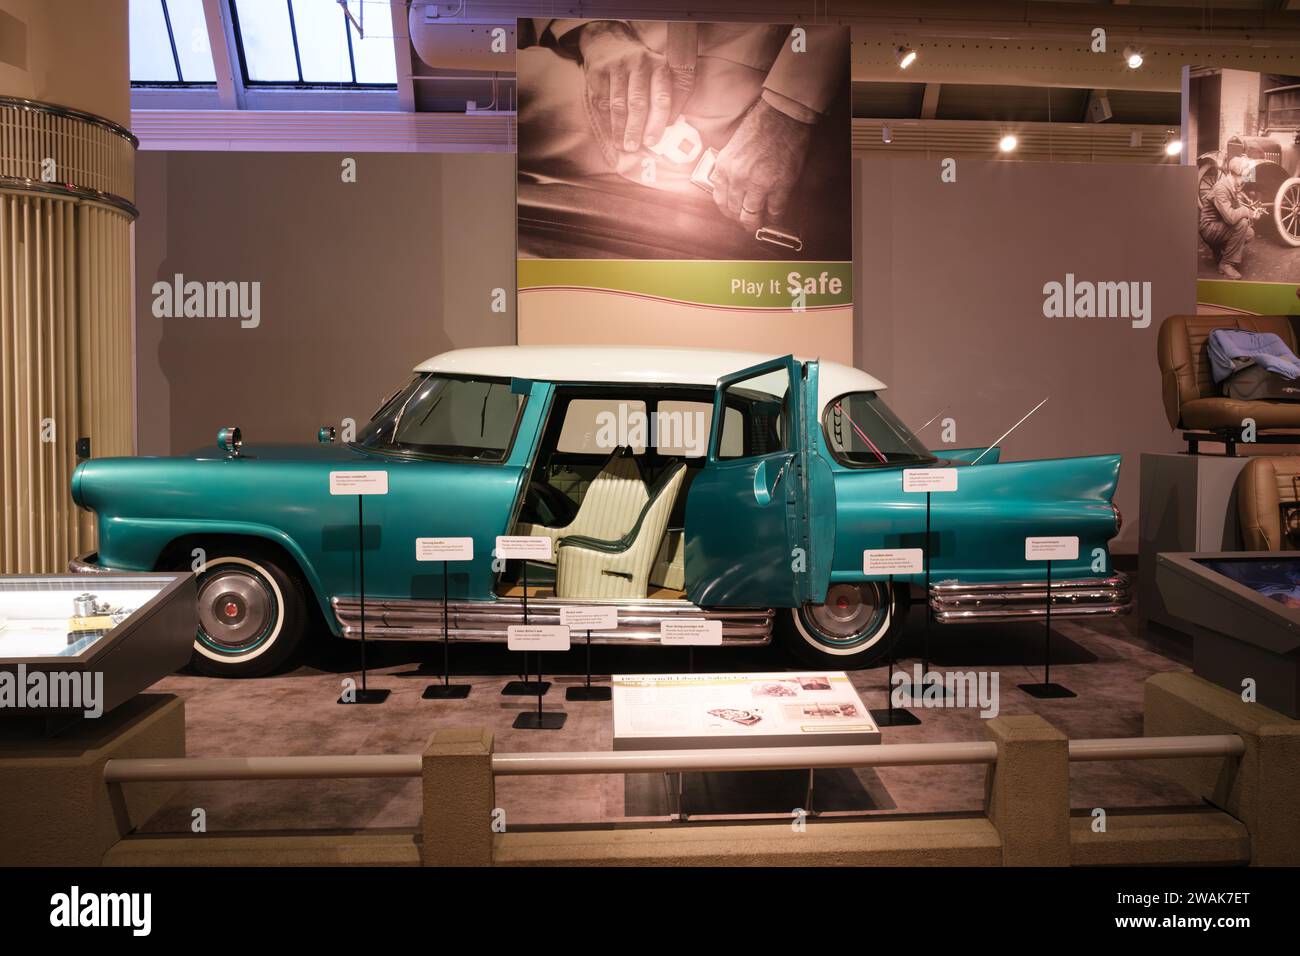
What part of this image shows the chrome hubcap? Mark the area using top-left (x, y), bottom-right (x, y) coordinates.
top-left (197, 569), bottom-right (271, 650)
top-left (805, 583), bottom-right (886, 646)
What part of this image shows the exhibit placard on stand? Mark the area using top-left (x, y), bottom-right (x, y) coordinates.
top-left (612, 672), bottom-right (880, 750)
top-left (1019, 535), bottom-right (1080, 700)
top-left (561, 606), bottom-right (617, 701)
top-left (417, 536), bottom-right (474, 700)
top-left (331, 470), bottom-right (390, 705)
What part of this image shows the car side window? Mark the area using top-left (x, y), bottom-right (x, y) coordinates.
top-left (557, 398), bottom-right (648, 454)
top-left (717, 368), bottom-right (789, 459)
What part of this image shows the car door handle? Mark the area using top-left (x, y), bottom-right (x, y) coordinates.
top-left (753, 455), bottom-right (794, 505)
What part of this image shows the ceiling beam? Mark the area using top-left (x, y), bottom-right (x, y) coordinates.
top-left (201, 0), bottom-right (242, 109)
top-left (920, 83), bottom-right (941, 119)
top-left (389, 0), bottom-right (415, 111)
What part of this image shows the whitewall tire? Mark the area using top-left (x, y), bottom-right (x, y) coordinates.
top-left (190, 552), bottom-right (307, 678)
top-left (779, 581), bottom-right (900, 668)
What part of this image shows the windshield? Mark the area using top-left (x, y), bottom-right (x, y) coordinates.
top-left (353, 374), bottom-right (524, 461)
top-left (823, 392), bottom-right (936, 467)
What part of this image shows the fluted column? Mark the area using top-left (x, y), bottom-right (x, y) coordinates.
top-left (0, 97), bottom-right (136, 572)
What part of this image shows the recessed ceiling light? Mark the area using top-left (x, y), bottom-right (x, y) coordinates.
top-left (1164, 138), bottom-right (1183, 157)
top-left (1123, 46), bottom-right (1143, 69)
top-left (999, 134), bottom-right (1018, 152)
top-left (897, 46), bottom-right (917, 69)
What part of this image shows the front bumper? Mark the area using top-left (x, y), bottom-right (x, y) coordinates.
top-left (69, 552), bottom-right (118, 574)
top-left (930, 572), bottom-right (1133, 624)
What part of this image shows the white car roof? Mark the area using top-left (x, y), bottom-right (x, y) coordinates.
top-left (413, 346), bottom-right (887, 416)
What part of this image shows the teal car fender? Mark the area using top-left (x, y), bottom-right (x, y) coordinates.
top-left (71, 383), bottom-right (553, 633)
top-left (823, 451), bottom-right (1122, 587)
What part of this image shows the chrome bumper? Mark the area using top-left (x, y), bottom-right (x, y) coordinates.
top-left (331, 595), bottom-right (774, 646)
top-left (929, 573), bottom-right (1133, 624)
top-left (69, 552), bottom-right (117, 574)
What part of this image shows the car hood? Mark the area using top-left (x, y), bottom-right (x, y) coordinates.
top-left (180, 442), bottom-right (371, 463)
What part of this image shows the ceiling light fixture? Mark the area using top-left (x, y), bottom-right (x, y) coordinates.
top-left (999, 134), bottom-right (1018, 153)
top-left (1164, 137), bottom-right (1183, 157)
top-left (882, 125), bottom-right (892, 144)
top-left (896, 46), bottom-right (917, 69)
top-left (1123, 46), bottom-right (1143, 70)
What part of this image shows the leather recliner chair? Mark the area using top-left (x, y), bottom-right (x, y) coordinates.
top-left (1157, 314), bottom-right (1300, 454)
top-left (1237, 456), bottom-right (1300, 551)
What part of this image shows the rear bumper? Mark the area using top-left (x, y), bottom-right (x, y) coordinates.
top-left (930, 572), bottom-right (1132, 624)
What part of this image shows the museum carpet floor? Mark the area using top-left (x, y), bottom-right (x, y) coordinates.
top-left (133, 599), bottom-right (1203, 835)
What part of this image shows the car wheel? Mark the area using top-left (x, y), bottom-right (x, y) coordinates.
top-left (778, 581), bottom-right (901, 669)
top-left (1197, 162), bottom-right (1221, 204)
top-left (190, 552), bottom-right (307, 678)
top-left (1271, 177), bottom-right (1300, 248)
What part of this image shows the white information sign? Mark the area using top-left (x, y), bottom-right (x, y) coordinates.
top-left (495, 535), bottom-right (554, 561)
top-left (329, 471), bottom-right (389, 495)
top-left (902, 468), bottom-right (958, 493)
top-left (559, 606), bottom-right (619, 630)
top-left (612, 672), bottom-right (880, 749)
top-left (1025, 536), bottom-right (1079, 561)
top-left (863, 548), bottom-right (924, 575)
top-left (415, 537), bottom-right (474, 561)
top-left (506, 624), bottom-right (570, 652)
top-left (659, 620), bottom-right (723, 646)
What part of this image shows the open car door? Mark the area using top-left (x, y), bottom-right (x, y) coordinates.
top-left (684, 356), bottom-right (836, 608)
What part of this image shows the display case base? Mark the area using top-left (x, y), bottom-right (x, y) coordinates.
top-left (422, 684), bottom-right (471, 700)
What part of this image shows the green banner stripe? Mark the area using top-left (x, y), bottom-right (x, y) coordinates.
top-left (1197, 278), bottom-right (1300, 316)
top-left (518, 260), bottom-right (853, 309)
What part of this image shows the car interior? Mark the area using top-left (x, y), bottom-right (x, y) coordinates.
top-left (504, 384), bottom-right (780, 601)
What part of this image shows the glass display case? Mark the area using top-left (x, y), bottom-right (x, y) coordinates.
top-left (1155, 552), bottom-right (1300, 718)
top-left (0, 573), bottom-right (196, 722)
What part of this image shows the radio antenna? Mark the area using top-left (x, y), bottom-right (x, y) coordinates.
top-left (917, 407), bottom-right (949, 432)
top-left (971, 397), bottom-right (1049, 465)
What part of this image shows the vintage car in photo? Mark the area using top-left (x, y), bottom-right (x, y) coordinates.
top-left (69, 346), bottom-right (1129, 677)
top-left (1197, 82), bottom-right (1300, 248)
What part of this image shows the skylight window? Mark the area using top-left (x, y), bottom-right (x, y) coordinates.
top-left (129, 0), bottom-right (217, 84)
top-left (232, 0), bottom-right (396, 87)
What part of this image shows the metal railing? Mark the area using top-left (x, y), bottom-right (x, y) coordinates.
top-left (102, 734), bottom-right (1244, 784)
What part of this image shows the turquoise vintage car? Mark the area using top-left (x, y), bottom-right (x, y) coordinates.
top-left (69, 346), bottom-right (1128, 677)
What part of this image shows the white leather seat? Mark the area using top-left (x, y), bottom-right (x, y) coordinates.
top-left (515, 448), bottom-right (648, 564)
top-left (555, 463), bottom-right (688, 599)
top-left (650, 529), bottom-right (686, 591)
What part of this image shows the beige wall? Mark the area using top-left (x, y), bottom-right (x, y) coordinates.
top-left (855, 158), bottom-right (1197, 551)
top-left (133, 151), bottom-right (516, 455)
top-left (0, 0), bottom-right (130, 127)
top-left (135, 152), bottom-right (1195, 551)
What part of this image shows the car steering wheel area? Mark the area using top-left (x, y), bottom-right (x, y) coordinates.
top-left (522, 480), bottom-right (579, 528)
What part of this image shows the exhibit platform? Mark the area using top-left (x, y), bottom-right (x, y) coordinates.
top-left (121, 608), bottom-right (1208, 832)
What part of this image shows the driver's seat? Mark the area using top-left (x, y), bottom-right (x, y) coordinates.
top-left (515, 446), bottom-right (649, 564)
